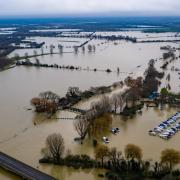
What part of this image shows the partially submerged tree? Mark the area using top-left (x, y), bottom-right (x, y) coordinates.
top-left (125, 144), bottom-right (142, 161)
top-left (161, 149), bottom-right (180, 171)
top-left (111, 94), bottom-right (119, 113)
top-left (73, 46), bottom-right (78, 54)
top-left (93, 45), bottom-right (96, 52)
top-left (82, 46), bottom-right (85, 53)
top-left (50, 44), bottom-right (54, 54)
top-left (74, 117), bottom-right (89, 141)
top-left (58, 44), bottom-right (63, 54)
top-left (24, 52), bottom-right (29, 59)
top-left (35, 58), bottom-right (40, 66)
top-left (109, 147), bottom-right (122, 169)
top-left (95, 144), bottom-right (109, 166)
top-left (39, 91), bottom-right (59, 102)
top-left (41, 47), bottom-right (44, 55)
top-left (66, 87), bottom-right (81, 98)
top-left (88, 44), bottom-right (92, 52)
top-left (89, 113), bottom-right (112, 138)
top-left (33, 50), bottom-right (37, 56)
top-left (31, 91), bottom-right (60, 114)
top-left (111, 92), bottom-right (126, 113)
top-left (45, 133), bottom-right (65, 162)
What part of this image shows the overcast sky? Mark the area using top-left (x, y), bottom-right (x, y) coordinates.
top-left (0, 0), bottom-right (180, 17)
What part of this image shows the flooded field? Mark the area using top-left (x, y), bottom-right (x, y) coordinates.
top-left (0, 30), bottom-right (180, 179)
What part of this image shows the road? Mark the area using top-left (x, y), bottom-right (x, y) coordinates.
top-left (0, 152), bottom-right (56, 180)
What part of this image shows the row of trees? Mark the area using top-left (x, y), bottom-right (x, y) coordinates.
top-left (73, 94), bottom-right (126, 142)
top-left (18, 43), bottom-right (96, 58)
top-left (74, 44), bottom-right (96, 54)
top-left (41, 133), bottom-right (180, 179)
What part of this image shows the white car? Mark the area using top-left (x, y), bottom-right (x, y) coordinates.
top-left (111, 128), bottom-right (120, 134)
top-left (111, 128), bottom-right (118, 135)
top-left (102, 137), bottom-right (109, 144)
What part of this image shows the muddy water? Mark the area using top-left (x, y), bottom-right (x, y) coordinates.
top-left (1, 34), bottom-right (180, 179)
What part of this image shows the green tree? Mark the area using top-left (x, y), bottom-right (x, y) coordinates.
top-left (161, 87), bottom-right (169, 96)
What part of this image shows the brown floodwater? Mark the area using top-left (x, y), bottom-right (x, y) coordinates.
top-left (1, 32), bottom-right (180, 179)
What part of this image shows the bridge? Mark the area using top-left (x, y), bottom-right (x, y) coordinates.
top-left (0, 152), bottom-right (56, 180)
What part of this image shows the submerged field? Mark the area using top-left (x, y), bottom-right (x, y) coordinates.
top-left (0, 29), bottom-right (180, 179)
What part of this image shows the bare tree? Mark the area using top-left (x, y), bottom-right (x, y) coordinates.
top-left (33, 50), bottom-right (37, 56)
top-left (35, 58), bottom-right (40, 66)
top-left (95, 144), bottom-right (109, 166)
top-left (108, 147), bottom-right (122, 168)
top-left (117, 94), bottom-right (125, 112)
top-left (93, 45), bottom-right (96, 52)
top-left (50, 44), bottom-right (54, 54)
top-left (74, 118), bottom-right (89, 141)
top-left (82, 46), bottom-right (85, 53)
top-left (45, 133), bottom-right (65, 162)
top-left (31, 91), bottom-right (60, 114)
top-left (111, 94), bottom-right (119, 113)
top-left (39, 91), bottom-right (60, 103)
top-left (24, 52), bottom-right (28, 59)
top-left (166, 73), bottom-right (170, 81)
top-left (88, 44), bottom-right (92, 52)
top-left (66, 87), bottom-right (81, 97)
top-left (58, 44), bottom-right (63, 54)
top-left (41, 47), bottom-right (44, 55)
top-left (73, 46), bottom-right (78, 54)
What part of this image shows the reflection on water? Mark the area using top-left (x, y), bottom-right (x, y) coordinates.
top-left (47, 166), bottom-right (106, 180)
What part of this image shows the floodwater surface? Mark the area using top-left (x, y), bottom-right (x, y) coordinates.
top-left (1, 31), bottom-right (180, 179)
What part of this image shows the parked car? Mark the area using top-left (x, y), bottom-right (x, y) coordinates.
top-left (102, 137), bottom-right (109, 143)
top-left (111, 128), bottom-right (117, 134)
top-left (111, 128), bottom-right (120, 134)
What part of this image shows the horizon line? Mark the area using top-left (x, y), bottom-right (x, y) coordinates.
top-left (1, 15), bottom-right (180, 20)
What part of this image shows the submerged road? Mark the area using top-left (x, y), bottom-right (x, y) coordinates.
top-left (0, 152), bottom-right (56, 180)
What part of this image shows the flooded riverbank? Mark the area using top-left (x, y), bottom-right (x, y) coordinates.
top-left (0, 31), bottom-right (180, 179)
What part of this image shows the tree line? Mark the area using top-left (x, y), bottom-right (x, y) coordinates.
top-left (40, 133), bottom-right (180, 180)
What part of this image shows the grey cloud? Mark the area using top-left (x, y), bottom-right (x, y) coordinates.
top-left (0, 0), bottom-right (180, 16)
